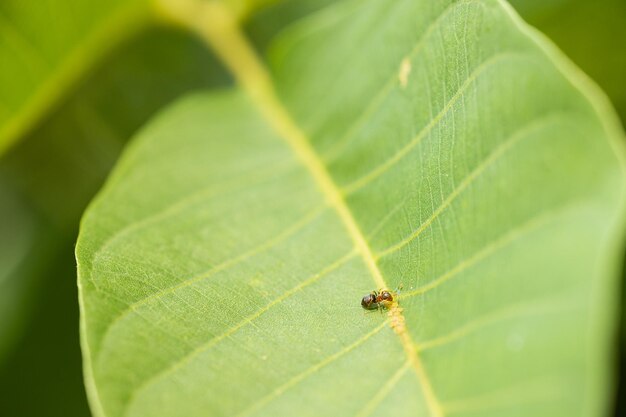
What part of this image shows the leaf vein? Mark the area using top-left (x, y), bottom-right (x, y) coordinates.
top-left (376, 112), bottom-right (571, 259)
top-left (416, 294), bottom-right (580, 352)
top-left (94, 205), bottom-right (327, 360)
top-left (341, 51), bottom-right (529, 194)
top-left (441, 375), bottom-right (568, 414)
top-left (122, 250), bottom-right (358, 415)
top-left (401, 206), bottom-right (566, 299)
top-left (90, 159), bottom-right (295, 264)
top-left (233, 321), bottom-right (389, 417)
top-left (322, 0), bottom-right (483, 162)
top-left (354, 360), bottom-right (411, 417)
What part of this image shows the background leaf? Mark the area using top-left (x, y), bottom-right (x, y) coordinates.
top-left (76, 1), bottom-right (626, 417)
top-left (0, 26), bottom-right (229, 416)
top-left (0, 0), bottom-right (152, 154)
top-left (509, 0), bottom-right (626, 123)
top-left (0, 181), bottom-right (55, 361)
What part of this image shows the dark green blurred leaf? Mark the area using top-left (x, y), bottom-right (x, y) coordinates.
top-left (510, 0), bottom-right (626, 122)
top-left (0, 242), bottom-right (91, 417)
top-left (0, 0), bottom-right (152, 154)
top-left (0, 181), bottom-right (57, 361)
top-left (1, 27), bottom-right (230, 229)
top-left (0, 26), bottom-right (228, 416)
top-left (245, 0), bottom-right (335, 52)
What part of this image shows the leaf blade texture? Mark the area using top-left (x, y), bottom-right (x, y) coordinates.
top-left (77, 1), bottom-right (626, 416)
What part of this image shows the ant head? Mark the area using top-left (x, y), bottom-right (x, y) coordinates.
top-left (379, 290), bottom-right (393, 302)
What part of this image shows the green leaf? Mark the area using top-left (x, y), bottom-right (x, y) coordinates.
top-left (0, 0), bottom-right (153, 154)
top-left (0, 180), bottom-right (49, 361)
top-left (77, 1), bottom-right (626, 417)
top-left (0, 0), bottom-right (300, 157)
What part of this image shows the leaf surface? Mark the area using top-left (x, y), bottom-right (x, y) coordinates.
top-left (77, 1), bottom-right (626, 416)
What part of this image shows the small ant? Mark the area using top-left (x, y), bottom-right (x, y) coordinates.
top-left (361, 289), bottom-right (395, 311)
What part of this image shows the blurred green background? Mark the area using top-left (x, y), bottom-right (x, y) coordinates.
top-left (0, 0), bottom-right (625, 415)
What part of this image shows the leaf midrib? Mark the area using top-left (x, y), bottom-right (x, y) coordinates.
top-left (155, 1), bottom-right (444, 416)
